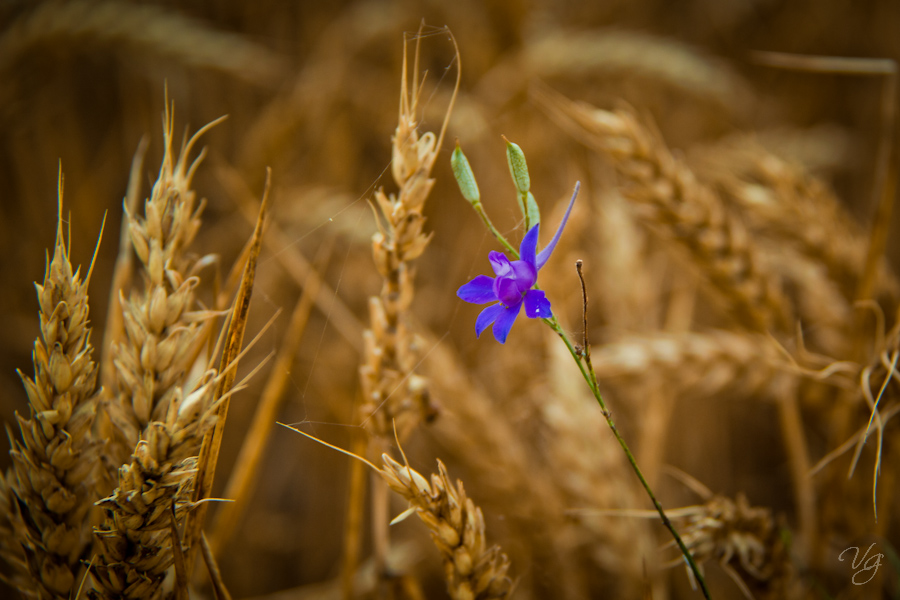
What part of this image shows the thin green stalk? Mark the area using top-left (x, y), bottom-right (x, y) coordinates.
top-left (481, 224), bottom-right (710, 597)
top-left (471, 199), bottom-right (520, 257)
top-left (544, 316), bottom-right (710, 599)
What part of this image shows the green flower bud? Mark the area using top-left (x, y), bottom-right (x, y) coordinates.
top-left (451, 142), bottom-right (480, 205)
top-left (503, 136), bottom-right (530, 195)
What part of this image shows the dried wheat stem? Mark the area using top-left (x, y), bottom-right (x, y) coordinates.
top-left (533, 84), bottom-right (790, 331)
top-left (0, 173), bottom-right (103, 600)
top-left (219, 163), bottom-right (363, 350)
top-left (774, 381), bottom-right (816, 566)
top-left (379, 455), bottom-right (513, 600)
top-left (183, 170), bottom-right (271, 579)
top-left (207, 238), bottom-right (329, 557)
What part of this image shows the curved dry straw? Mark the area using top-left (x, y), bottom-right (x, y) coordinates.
top-left (480, 28), bottom-right (753, 117)
top-left (0, 0), bottom-right (287, 86)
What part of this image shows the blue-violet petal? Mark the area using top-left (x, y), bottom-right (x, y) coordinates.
top-left (492, 302), bottom-right (523, 344)
top-left (536, 182), bottom-right (580, 270)
top-left (489, 251), bottom-right (512, 277)
top-left (519, 223), bottom-right (540, 268)
top-left (523, 289), bottom-right (552, 319)
top-left (457, 275), bottom-right (499, 304)
top-left (495, 277), bottom-right (521, 307)
top-left (510, 260), bottom-right (537, 292)
top-left (475, 303), bottom-right (506, 338)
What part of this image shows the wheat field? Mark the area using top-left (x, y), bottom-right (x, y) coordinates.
top-left (1, 2), bottom-right (899, 599)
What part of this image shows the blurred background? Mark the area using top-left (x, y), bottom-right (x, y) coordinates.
top-left (2, 1), bottom-right (899, 598)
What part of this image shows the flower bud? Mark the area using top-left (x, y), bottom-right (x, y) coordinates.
top-left (503, 136), bottom-right (530, 195)
top-left (451, 142), bottom-right (480, 205)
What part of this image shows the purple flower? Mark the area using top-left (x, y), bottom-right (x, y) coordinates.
top-left (457, 183), bottom-right (579, 343)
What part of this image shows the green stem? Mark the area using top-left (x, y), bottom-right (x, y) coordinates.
top-left (471, 201), bottom-right (520, 257)
top-left (543, 317), bottom-right (711, 598)
top-left (465, 201), bottom-right (709, 596)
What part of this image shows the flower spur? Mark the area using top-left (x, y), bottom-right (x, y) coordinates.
top-left (457, 182), bottom-right (579, 343)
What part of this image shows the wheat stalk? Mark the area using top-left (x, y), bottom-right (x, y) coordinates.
top-left (0, 173), bottom-right (103, 600)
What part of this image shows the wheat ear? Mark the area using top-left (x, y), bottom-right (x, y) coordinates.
top-left (101, 107), bottom-right (224, 469)
top-left (532, 84), bottom-right (790, 332)
top-left (281, 424), bottom-right (514, 600)
top-left (379, 454), bottom-right (513, 600)
top-left (0, 171), bottom-right (103, 600)
top-left (90, 108), bottom-right (225, 600)
top-left (592, 330), bottom-right (789, 397)
top-left (358, 30), bottom-right (459, 441)
top-left (669, 494), bottom-right (792, 600)
top-left (691, 141), bottom-right (896, 301)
